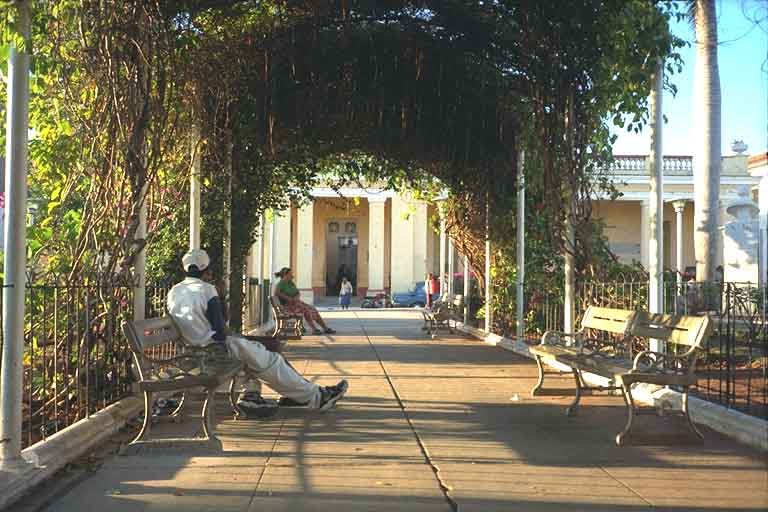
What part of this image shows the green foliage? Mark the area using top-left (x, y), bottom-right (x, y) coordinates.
top-left (0, 1), bottom-right (683, 327)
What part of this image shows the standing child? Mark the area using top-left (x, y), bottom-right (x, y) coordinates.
top-left (339, 277), bottom-right (353, 310)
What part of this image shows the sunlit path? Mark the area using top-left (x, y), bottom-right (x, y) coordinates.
top-left (13, 310), bottom-right (768, 512)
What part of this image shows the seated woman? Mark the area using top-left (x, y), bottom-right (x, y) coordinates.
top-left (274, 267), bottom-right (336, 335)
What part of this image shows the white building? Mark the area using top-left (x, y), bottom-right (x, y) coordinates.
top-left (248, 154), bottom-right (766, 304)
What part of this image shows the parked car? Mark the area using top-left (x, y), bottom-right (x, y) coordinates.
top-left (391, 281), bottom-right (440, 308)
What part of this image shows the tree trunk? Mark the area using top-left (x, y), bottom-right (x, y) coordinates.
top-left (693, 0), bottom-right (721, 282)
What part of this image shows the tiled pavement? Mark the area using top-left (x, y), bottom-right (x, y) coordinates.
top-left (15, 310), bottom-right (768, 512)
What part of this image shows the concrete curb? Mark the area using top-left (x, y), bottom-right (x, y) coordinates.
top-left (454, 322), bottom-right (768, 452)
top-left (0, 396), bottom-right (142, 511)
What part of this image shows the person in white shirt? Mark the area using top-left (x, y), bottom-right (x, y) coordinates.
top-left (167, 249), bottom-right (348, 416)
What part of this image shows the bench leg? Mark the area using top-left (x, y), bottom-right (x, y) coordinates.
top-left (682, 386), bottom-right (704, 441)
top-left (229, 376), bottom-right (244, 420)
top-left (531, 356), bottom-right (546, 397)
top-left (132, 391), bottom-right (153, 444)
top-left (421, 312), bottom-right (430, 330)
top-left (616, 382), bottom-right (637, 446)
top-left (565, 369), bottom-right (582, 416)
top-left (294, 319), bottom-right (303, 337)
top-left (201, 387), bottom-right (217, 442)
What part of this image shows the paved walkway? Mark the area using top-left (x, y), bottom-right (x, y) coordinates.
top-left (17, 310), bottom-right (768, 511)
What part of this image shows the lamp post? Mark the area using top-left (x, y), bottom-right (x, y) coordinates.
top-left (0, 0), bottom-right (31, 466)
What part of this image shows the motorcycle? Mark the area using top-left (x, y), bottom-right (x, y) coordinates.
top-left (361, 292), bottom-right (393, 309)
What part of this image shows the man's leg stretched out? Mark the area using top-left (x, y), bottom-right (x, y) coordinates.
top-left (226, 335), bottom-right (347, 413)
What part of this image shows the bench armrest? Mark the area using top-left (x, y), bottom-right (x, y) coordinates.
top-left (540, 330), bottom-right (584, 349)
top-left (631, 350), bottom-right (695, 374)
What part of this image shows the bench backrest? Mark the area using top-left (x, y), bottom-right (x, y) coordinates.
top-left (630, 311), bottom-right (711, 349)
top-left (580, 306), bottom-right (636, 335)
top-left (121, 316), bottom-right (182, 381)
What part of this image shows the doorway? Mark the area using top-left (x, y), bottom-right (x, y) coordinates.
top-left (325, 220), bottom-right (358, 295)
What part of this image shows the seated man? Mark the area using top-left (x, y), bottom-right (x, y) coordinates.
top-left (167, 249), bottom-right (348, 416)
top-left (274, 267), bottom-right (336, 335)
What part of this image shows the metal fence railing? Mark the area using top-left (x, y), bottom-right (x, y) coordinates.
top-left (0, 276), bottom-right (173, 449)
top-left (3, 274), bottom-right (765, 449)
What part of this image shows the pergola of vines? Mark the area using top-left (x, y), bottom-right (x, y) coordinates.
top-left (2, 0), bottom-right (683, 288)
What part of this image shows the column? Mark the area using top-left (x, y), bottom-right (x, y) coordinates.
top-left (640, 200), bottom-right (650, 268)
top-left (0, 0), bottom-right (30, 465)
top-left (295, 203), bottom-right (314, 304)
top-left (390, 196), bottom-right (414, 292)
top-left (272, 208), bottom-right (291, 277)
top-left (367, 197), bottom-right (386, 294)
top-left (672, 200), bottom-right (687, 288)
top-left (413, 201), bottom-right (429, 286)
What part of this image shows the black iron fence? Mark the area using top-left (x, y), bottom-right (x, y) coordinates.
top-left (490, 280), bottom-right (767, 420)
top-left (0, 276), bottom-right (172, 449)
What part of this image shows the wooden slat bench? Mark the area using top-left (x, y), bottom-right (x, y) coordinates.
top-left (529, 306), bottom-right (712, 445)
top-left (121, 317), bottom-right (243, 452)
top-left (269, 296), bottom-right (303, 339)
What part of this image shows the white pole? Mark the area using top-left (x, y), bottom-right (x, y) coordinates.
top-left (268, 211), bottom-right (277, 322)
top-left (648, 58), bottom-right (664, 350)
top-left (190, 123), bottom-right (201, 251)
top-left (463, 254), bottom-right (470, 323)
top-left (439, 215), bottom-right (446, 295)
top-left (223, 141), bottom-right (232, 298)
top-left (133, 183), bottom-right (148, 322)
top-left (564, 201), bottom-right (575, 334)
top-left (0, 0), bottom-right (31, 465)
top-left (447, 239), bottom-right (454, 298)
top-left (485, 198), bottom-right (492, 333)
top-left (759, 174), bottom-right (768, 288)
top-left (257, 213), bottom-right (266, 324)
top-left (516, 151), bottom-right (526, 344)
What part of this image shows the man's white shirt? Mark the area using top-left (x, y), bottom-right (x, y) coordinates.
top-left (167, 277), bottom-right (218, 346)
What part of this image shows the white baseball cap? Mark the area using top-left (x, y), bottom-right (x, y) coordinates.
top-left (182, 249), bottom-right (210, 272)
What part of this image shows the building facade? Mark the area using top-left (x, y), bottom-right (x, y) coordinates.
top-left (249, 154), bottom-right (766, 304)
